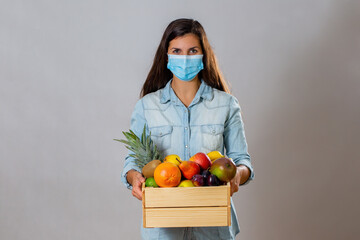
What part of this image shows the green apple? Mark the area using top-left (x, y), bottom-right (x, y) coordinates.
top-left (209, 157), bottom-right (236, 182)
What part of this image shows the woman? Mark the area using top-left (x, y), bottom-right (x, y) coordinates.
top-left (121, 18), bottom-right (254, 240)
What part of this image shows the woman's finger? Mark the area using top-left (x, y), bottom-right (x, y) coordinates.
top-left (132, 189), bottom-right (142, 200)
top-left (231, 184), bottom-right (239, 196)
top-left (132, 183), bottom-right (142, 200)
top-left (132, 176), bottom-right (145, 200)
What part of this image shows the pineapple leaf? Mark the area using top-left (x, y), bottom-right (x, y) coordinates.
top-left (115, 123), bottom-right (162, 169)
top-left (123, 132), bottom-right (137, 141)
top-left (141, 125), bottom-right (146, 146)
top-left (117, 139), bottom-right (130, 145)
top-left (128, 130), bottom-right (139, 140)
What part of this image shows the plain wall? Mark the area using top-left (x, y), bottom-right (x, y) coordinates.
top-left (1, 1), bottom-right (360, 239)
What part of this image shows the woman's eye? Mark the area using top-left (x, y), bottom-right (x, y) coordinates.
top-left (190, 49), bottom-right (198, 54)
top-left (173, 49), bottom-right (180, 54)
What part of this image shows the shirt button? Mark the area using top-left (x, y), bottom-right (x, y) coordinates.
top-left (185, 145), bottom-right (188, 148)
top-left (185, 127), bottom-right (188, 130)
top-left (212, 130), bottom-right (215, 134)
top-left (159, 133), bottom-right (162, 136)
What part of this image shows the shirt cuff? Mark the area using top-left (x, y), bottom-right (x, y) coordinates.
top-left (236, 159), bottom-right (254, 185)
top-left (121, 164), bottom-right (142, 190)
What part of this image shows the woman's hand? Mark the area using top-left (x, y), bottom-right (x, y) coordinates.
top-left (230, 165), bottom-right (250, 196)
top-left (126, 170), bottom-right (145, 200)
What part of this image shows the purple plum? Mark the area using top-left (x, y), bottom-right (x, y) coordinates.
top-left (201, 169), bottom-right (210, 178)
top-left (201, 169), bottom-right (210, 185)
top-left (192, 174), bottom-right (205, 187)
top-left (207, 174), bottom-right (220, 186)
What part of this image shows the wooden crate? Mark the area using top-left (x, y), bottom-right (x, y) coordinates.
top-left (142, 182), bottom-right (230, 228)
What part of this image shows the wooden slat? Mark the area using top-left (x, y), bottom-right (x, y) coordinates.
top-left (227, 182), bottom-right (231, 226)
top-left (144, 184), bottom-right (228, 208)
top-left (142, 182), bottom-right (145, 207)
top-left (227, 206), bottom-right (231, 226)
top-left (145, 207), bottom-right (228, 228)
top-left (227, 182), bottom-right (230, 206)
top-left (142, 182), bottom-right (145, 228)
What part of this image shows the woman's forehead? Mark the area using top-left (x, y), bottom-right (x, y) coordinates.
top-left (169, 33), bottom-right (201, 48)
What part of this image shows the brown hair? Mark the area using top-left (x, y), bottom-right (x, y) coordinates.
top-left (140, 18), bottom-right (230, 97)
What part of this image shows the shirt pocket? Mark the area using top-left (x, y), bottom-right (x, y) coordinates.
top-left (149, 125), bottom-right (173, 153)
top-left (201, 124), bottom-right (224, 153)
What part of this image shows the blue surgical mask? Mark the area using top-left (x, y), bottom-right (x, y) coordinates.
top-left (167, 54), bottom-right (204, 81)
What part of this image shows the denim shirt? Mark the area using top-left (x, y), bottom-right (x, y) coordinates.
top-left (121, 79), bottom-right (254, 240)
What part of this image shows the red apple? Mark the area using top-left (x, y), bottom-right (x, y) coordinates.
top-left (179, 161), bottom-right (201, 180)
top-left (189, 152), bottom-right (212, 170)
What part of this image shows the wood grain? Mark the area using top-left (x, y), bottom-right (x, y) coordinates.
top-left (145, 207), bottom-right (229, 228)
top-left (142, 182), bottom-right (146, 227)
top-left (144, 184), bottom-right (229, 208)
top-left (142, 182), bottom-right (231, 227)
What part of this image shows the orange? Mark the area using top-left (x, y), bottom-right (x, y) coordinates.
top-left (154, 162), bottom-right (181, 187)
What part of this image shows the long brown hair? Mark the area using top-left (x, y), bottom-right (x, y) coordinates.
top-left (140, 18), bottom-right (230, 97)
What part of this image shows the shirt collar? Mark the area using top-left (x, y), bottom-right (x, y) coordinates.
top-left (160, 80), bottom-right (172, 104)
top-left (160, 78), bottom-right (214, 104)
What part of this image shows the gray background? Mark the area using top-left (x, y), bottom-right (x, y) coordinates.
top-left (1, 1), bottom-right (360, 239)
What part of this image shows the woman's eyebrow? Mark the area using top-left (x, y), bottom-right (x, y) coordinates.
top-left (171, 46), bottom-right (200, 50)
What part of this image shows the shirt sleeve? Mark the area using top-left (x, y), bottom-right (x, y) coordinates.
top-left (120, 98), bottom-right (148, 189)
top-left (224, 96), bottom-right (254, 185)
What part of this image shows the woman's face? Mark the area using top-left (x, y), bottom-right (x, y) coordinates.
top-left (167, 33), bottom-right (203, 55)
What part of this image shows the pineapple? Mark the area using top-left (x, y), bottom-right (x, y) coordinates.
top-left (114, 124), bottom-right (162, 177)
